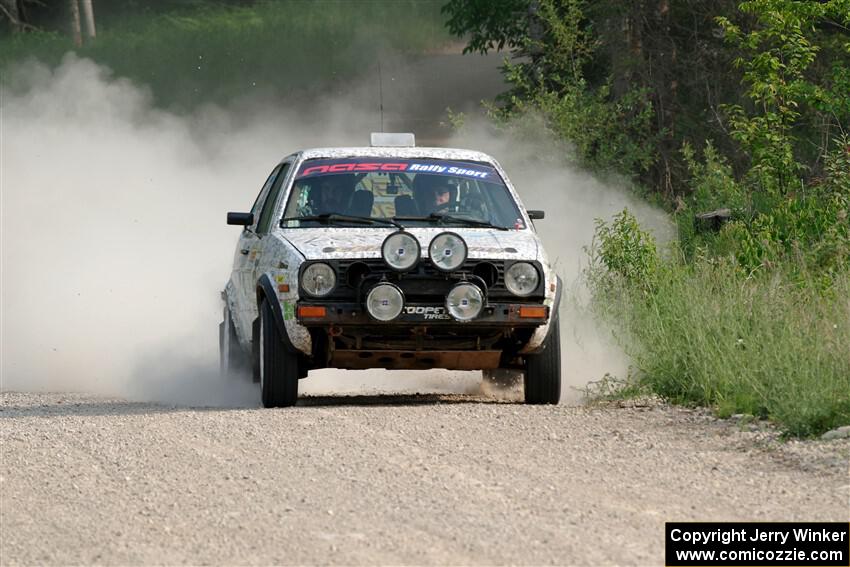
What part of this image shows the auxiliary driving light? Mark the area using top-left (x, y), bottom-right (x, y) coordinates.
top-left (382, 231), bottom-right (420, 271)
top-left (445, 282), bottom-right (484, 321)
top-left (366, 283), bottom-right (405, 321)
top-left (429, 232), bottom-right (467, 272)
top-left (300, 263), bottom-right (336, 297)
top-left (505, 262), bottom-right (539, 296)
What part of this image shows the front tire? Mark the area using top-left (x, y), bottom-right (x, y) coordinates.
top-left (524, 317), bottom-right (561, 404)
top-left (258, 298), bottom-right (299, 408)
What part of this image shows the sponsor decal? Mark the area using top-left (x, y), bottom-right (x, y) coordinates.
top-left (404, 306), bottom-right (451, 320)
top-left (296, 158), bottom-right (497, 181)
top-left (301, 162), bottom-right (408, 176)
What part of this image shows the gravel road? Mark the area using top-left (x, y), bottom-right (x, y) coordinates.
top-left (1, 388), bottom-right (848, 566)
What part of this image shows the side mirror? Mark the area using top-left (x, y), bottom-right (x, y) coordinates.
top-left (528, 210), bottom-right (545, 220)
top-left (227, 212), bottom-right (254, 226)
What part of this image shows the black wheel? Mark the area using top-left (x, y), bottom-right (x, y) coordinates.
top-left (524, 317), bottom-right (561, 404)
top-left (258, 298), bottom-right (299, 408)
top-left (219, 303), bottom-right (249, 376)
top-left (482, 368), bottom-right (522, 388)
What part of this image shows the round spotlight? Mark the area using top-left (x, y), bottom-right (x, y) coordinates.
top-left (429, 232), bottom-right (467, 272)
top-left (382, 231), bottom-right (420, 271)
top-left (366, 283), bottom-right (405, 321)
top-left (300, 263), bottom-right (336, 297)
top-left (504, 262), bottom-right (539, 296)
top-left (445, 282), bottom-right (484, 321)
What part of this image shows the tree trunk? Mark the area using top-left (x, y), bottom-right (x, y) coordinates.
top-left (81, 0), bottom-right (96, 39)
top-left (69, 0), bottom-right (82, 47)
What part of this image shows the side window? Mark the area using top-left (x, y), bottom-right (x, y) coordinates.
top-left (257, 162), bottom-right (291, 234)
top-left (250, 165), bottom-right (282, 222)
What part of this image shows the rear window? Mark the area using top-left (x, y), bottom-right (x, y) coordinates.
top-left (281, 158), bottom-right (524, 229)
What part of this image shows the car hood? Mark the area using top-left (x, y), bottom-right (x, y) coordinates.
top-left (281, 227), bottom-right (539, 261)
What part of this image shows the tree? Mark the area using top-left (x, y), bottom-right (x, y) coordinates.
top-left (0, 0), bottom-right (31, 32)
top-left (80, 0), bottom-right (95, 39)
top-left (69, 0), bottom-right (82, 47)
top-left (442, 0), bottom-right (850, 200)
top-left (718, 0), bottom-right (850, 195)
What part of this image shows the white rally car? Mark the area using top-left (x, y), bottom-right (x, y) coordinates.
top-left (222, 134), bottom-right (562, 407)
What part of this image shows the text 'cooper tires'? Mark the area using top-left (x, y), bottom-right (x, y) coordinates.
top-left (258, 299), bottom-right (299, 408)
top-left (524, 317), bottom-right (562, 405)
top-left (219, 303), bottom-right (248, 376)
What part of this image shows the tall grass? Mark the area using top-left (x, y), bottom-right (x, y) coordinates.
top-left (1, 1), bottom-right (451, 109)
top-left (589, 212), bottom-right (850, 437)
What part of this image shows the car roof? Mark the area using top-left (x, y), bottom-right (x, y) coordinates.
top-left (291, 146), bottom-right (497, 164)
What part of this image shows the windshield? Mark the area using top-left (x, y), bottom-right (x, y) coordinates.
top-left (281, 158), bottom-right (525, 229)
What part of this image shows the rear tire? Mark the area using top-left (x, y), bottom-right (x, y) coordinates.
top-left (258, 298), bottom-right (299, 408)
top-left (219, 303), bottom-right (248, 376)
top-left (524, 317), bottom-right (561, 405)
top-left (251, 317), bottom-right (261, 383)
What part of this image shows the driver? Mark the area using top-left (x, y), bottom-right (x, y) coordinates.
top-left (429, 182), bottom-right (452, 214)
top-left (414, 175), bottom-right (454, 215)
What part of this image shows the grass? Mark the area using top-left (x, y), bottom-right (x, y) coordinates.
top-left (0, 0), bottom-right (451, 110)
top-left (589, 214), bottom-right (850, 437)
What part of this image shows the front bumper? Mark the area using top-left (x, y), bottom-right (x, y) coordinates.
top-left (296, 301), bottom-right (549, 326)
top-left (294, 301), bottom-right (550, 370)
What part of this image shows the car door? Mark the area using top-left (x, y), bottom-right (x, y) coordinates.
top-left (231, 165), bottom-right (283, 332)
top-left (251, 160), bottom-right (292, 285)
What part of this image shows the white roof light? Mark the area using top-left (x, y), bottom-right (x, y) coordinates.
top-left (370, 132), bottom-right (415, 147)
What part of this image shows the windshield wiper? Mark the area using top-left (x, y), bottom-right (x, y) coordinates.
top-left (392, 213), bottom-right (510, 231)
top-left (280, 214), bottom-right (402, 229)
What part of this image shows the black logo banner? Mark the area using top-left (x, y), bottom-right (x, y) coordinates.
top-left (666, 522), bottom-right (849, 566)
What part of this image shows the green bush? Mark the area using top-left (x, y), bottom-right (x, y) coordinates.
top-left (589, 211), bottom-right (850, 436)
top-left (535, 84), bottom-right (658, 177)
top-left (676, 134), bottom-right (849, 278)
top-left (588, 209), bottom-right (659, 293)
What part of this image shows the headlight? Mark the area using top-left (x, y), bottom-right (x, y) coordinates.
top-left (382, 231), bottom-right (420, 271)
top-left (366, 283), bottom-right (404, 321)
top-left (300, 263), bottom-right (336, 297)
top-left (504, 262), bottom-right (539, 296)
top-left (429, 232), bottom-right (467, 272)
top-left (445, 282), bottom-right (484, 321)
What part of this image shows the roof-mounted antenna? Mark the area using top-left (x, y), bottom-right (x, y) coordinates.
top-left (377, 60), bottom-right (385, 132)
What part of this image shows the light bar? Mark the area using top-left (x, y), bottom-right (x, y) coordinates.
top-left (370, 132), bottom-right (415, 147)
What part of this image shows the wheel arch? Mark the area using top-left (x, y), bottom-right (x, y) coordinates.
top-left (522, 274), bottom-right (563, 354)
top-left (256, 274), bottom-right (301, 355)
top-left (546, 275), bottom-right (563, 337)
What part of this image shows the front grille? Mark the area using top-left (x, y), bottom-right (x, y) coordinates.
top-left (336, 259), bottom-right (504, 301)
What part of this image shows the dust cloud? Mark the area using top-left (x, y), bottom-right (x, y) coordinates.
top-left (447, 120), bottom-right (670, 401)
top-left (1, 54), bottom-right (665, 406)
